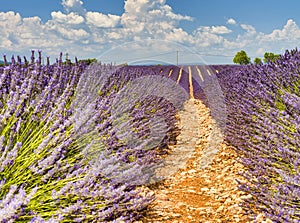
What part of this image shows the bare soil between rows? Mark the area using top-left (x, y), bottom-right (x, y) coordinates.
top-left (137, 99), bottom-right (272, 223)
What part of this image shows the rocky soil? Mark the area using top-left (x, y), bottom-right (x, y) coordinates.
top-left (138, 99), bottom-right (273, 223)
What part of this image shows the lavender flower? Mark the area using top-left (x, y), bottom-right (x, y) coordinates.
top-left (216, 49), bottom-right (300, 222)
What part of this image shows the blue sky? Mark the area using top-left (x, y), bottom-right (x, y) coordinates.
top-left (0, 0), bottom-right (300, 64)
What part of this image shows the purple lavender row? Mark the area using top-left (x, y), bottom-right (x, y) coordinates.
top-left (0, 53), bottom-right (159, 222)
top-left (94, 65), bottom-right (183, 152)
top-left (216, 49), bottom-right (300, 222)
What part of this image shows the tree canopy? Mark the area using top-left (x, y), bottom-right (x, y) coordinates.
top-left (233, 50), bottom-right (251, 65)
top-left (254, 57), bottom-right (262, 65)
top-left (263, 52), bottom-right (280, 63)
top-left (78, 58), bottom-right (98, 65)
top-left (233, 50), bottom-right (281, 65)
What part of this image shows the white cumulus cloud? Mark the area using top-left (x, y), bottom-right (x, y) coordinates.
top-left (227, 18), bottom-right (236, 25)
top-left (195, 25), bottom-right (232, 35)
top-left (51, 11), bottom-right (85, 24)
top-left (61, 0), bottom-right (85, 14)
top-left (240, 24), bottom-right (256, 35)
top-left (121, 0), bottom-right (193, 35)
top-left (211, 26), bottom-right (232, 34)
top-left (86, 12), bottom-right (120, 28)
top-left (266, 19), bottom-right (300, 40)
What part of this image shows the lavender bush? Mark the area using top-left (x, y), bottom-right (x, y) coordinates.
top-left (216, 49), bottom-right (300, 222)
top-left (0, 51), bottom-right (189, 222)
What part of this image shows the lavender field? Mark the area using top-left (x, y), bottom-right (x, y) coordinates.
top-left (216, 49), bottom-right (300, 222)
top-left (0, 49), bottom-right (299, 222)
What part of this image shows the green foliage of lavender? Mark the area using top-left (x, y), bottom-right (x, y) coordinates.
top-left (0, 51), bottom-right (187, 222)
top-left (216, 49), bottom-right (300, 222)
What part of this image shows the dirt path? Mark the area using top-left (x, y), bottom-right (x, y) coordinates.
top-left (138, 99), bottom-right (272, 223)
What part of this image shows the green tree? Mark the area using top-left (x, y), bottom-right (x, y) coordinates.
top-left (263, 52), bottom-right (280, 63)
top-left (254, 57), bottom-right (262, 65)
top-left (233, 50), bottom-right (251, 65)
top-left (78, 58), bottom-right (98, 65)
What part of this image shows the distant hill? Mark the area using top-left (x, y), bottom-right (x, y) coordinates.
top-left (128, 59), bottom-right (173, 66)
top-left (128, 59), bottom-right (206, 66)
top-left (0, 60), bottom-right (12, 66)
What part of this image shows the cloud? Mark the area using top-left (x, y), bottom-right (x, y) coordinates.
top-left (191, 25), bottom-right (231, 47)
top-left (240, 24), bottom-right (256, 35)
top-left (211, 26), bottom-right (232, 34)
top-left (195, 25), bottom-right (232, 35)
top-left (227, 18), bottom-right (236, 25)
top-left (0, 12), bottom-right (58, 52)
top-left (61, 0), bottom-right (85, 14)
top-left (193, 27), bottom-right (224, 47)
top-left (256, 48), bottom-right (265, 55)
top-left (265, 19), bottom-right (300, 41)
top-left (164, 28), bottom-right (193, 43)
top-left (86, 12), bottom-right (120, 28)
top-left (51, 11), bottom-right (85, 24)
top-left (0, 11), bottom-right (22, 28)
top-left (121, 0), bottom-right (193, 34)
top-left (160, 5), bottom-right (193, 21)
